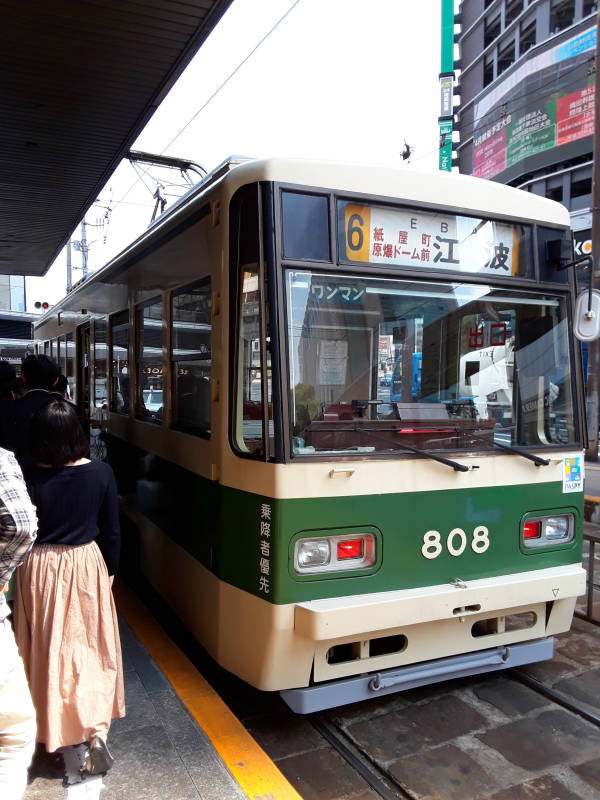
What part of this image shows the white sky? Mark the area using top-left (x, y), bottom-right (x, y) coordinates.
top-left (26, 0), bottom-right (442, 310)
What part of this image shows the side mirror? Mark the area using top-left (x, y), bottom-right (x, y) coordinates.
top-left (574, 289), bottom-right (600, 341)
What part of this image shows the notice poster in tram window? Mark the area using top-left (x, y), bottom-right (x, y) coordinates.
top-left (341, 203), bottom-right (522, 277)
top-left (318, 340), bottom-right (348, 385)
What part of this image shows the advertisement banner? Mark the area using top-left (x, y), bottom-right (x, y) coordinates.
top-left (506, 104), bottom-right (556, 167)
top-left (556, 85), bottom-right (594, 145)
top-left (473, 128), bottom-right (507, 179)
top-left (472, 25), bottom-right (596, 181)
top-left (573, 228), bottom-right (592, 258)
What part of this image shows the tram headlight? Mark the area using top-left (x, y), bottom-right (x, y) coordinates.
top-left (294, 533), bottom-right (376, 574)
top-left (522, 514), bottom-right (573, 548)
top-left (296, 539), bottom-right (330, 569)
top-left (543, 516), bottom-right (570, 541)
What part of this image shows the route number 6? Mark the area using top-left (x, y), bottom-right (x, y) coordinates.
top-left (421, 526), bottom-right (490, 560)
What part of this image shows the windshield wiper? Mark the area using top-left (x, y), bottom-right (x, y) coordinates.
top-left (491, 440), bottom-right (550, 466)
top-left (354, 427), bottom-right (472, 472)
top-left (394, 441), bottom-right (472, 472)
top-left (467, 427), bottom-right (551, 466)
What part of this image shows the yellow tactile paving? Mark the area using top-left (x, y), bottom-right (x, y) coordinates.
top-left (114, 581), bottom-right (303, 800)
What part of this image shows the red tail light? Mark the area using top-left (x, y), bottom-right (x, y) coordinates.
top-left (337, 539), bottom-right (363, 559)
top-left (523, 521), bottom-right (541, 540)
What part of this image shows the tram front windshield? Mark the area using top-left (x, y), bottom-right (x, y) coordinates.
top-left (286, 272), bottom-right (576, 456)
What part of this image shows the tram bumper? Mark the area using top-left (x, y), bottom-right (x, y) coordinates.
top-left (290, 564), bottom-right (585, 695)
top-left (280, 639), bottom-right (554, 713)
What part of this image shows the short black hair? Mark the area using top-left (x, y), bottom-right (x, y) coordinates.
top-left (55, 374), bottom-right (68, 393)
top-left (29, 400), bottom-right (89, 467)
top-left (22, 355), bottom-right (60, 391)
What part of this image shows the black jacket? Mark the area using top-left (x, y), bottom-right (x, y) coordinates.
top-left (0, 389), bottom-right (62, 471)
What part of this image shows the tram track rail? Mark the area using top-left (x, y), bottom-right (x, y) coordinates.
top-left (309, 713), bottom-right (413, 800)
top-left (510, 668), bottom-right (600, 727)
top-left (304, 665), bottom-right (600, 800)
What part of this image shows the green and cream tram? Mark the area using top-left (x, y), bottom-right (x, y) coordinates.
top-left (35, 158), bottom-right (587, 711)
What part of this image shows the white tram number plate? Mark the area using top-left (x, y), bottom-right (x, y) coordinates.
top-left (421, 526), bottom-right (490, 560)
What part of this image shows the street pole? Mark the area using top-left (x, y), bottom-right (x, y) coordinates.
top-left (66, 239), bottom-right (72, 292)
top-left (81, 219), bottom-right (88, 277)
top-left (584, 8), bottom-right (600, 460)
top-left (438, 0), bottom-right (455, 171)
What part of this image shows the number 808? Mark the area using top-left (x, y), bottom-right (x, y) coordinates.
top-left (421, 526), bottom-right (490, 560)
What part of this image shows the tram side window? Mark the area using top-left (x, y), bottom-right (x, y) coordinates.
top-left (232, 185), bottom-right (273, 457)
top-left (538, 227), bottom-right (570, 284)
top-left (136, 298), bottom-right (164, 425)
top-left (110, 311), bottom-right (130, 414)
top-left (94, 317), bottom-right (108, 410)
top-left (65, 332), bottom-right (75, 402)
top-left (171, 280), bottom-right (211, 436)
top-left (236, 265), bottom-right (271, 455)
top-left (57, 334), bottom-right (65, 376)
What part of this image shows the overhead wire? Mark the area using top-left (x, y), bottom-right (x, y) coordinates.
top-left (112, 0), bottom-right (302, 213)
top-left (110, 4), bottom-right (589, 219)
top-left (130, 161), bottom-right (158, 198)
top-left (160, 0), bottom-right (302, 155)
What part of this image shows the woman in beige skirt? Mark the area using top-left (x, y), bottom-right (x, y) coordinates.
top-left (13, 399), bottom-right (125, 784)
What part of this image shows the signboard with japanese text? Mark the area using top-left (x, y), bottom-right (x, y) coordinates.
top-left (506, 105), bottom-right (555, 167)
top-left (472, 127), bottom-right (507, 180)
top-left (440, 76), bottom-right (453, 117)
top-left (341, 202), bottom-right (525, 277)
top-left (556, 85), bottom-right (594, 145)
top-left (472, 26), bottom-right (595, 181)
top-left (317, 340), bottom-right (348, 385)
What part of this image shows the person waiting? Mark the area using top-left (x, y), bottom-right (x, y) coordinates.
top-left (0, 355), bottom-right (62, 470)
top-left (12, 398), bottom-right (124, 785)
top-left (0, 445), bottom-right (38, 799)
top-left (0, 361), bottom-right (16, 400)
top-left (54, 374), bottom-right (71, 400)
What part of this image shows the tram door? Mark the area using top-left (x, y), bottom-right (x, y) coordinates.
top-left (77, 323), bottom-right (92, 428)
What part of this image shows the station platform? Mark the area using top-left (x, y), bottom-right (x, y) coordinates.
top-left (23, 582), bottom-right (301, 800)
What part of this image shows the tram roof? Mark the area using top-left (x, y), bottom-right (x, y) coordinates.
top-left (1, 0), bottom-right (232, 277)
top-left (227, 158), bottom-right (571, 225)
top-left (35, 157), bottom-right (571, 328)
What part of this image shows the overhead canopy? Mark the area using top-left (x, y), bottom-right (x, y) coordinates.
top-left (1, 0), bottom-right (232, 276)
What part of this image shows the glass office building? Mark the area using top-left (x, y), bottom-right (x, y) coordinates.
top-left (0, 275), bottom-right (26, 312)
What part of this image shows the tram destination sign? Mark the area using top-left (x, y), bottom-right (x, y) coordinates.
top-left (341, 203), bottom-right (525, 277)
